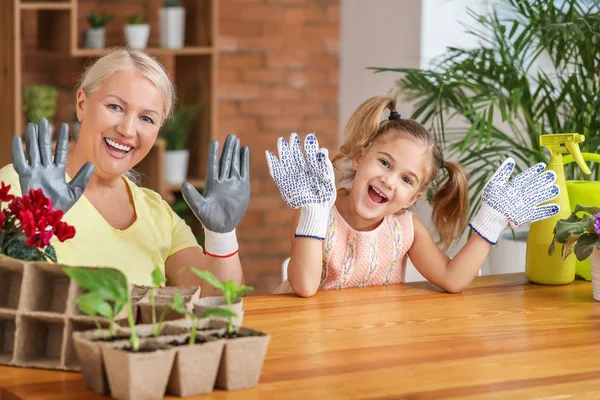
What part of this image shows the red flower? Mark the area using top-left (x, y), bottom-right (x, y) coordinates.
top-left (25, 229), bottom-right (53, 248)
top-left (54, 221), bottom-right (75, 242)
top-left (0, 183), bottom-right (14, 203)
top-left (0, 212), bottom-right (5, 228)
top-left (18, 210), bottom-right (36, 237)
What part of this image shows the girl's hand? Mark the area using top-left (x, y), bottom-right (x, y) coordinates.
top-left (182, 134), bottom-right (249, 257)
top-left (469, 157), bottom-right (560, 245)
top-left (11, 118), bottom-right (94, 213)
top-left (266, 133), bottom-right (336, 240)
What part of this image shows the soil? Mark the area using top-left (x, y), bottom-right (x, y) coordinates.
top-left (212, 331), bottom-right (265, 340)
top-left (91, 335), bottom-right (130, 343)
top-left (166, 336), bottom-right (207, 347)
top-left (120, 345), bottom-right (160, 353)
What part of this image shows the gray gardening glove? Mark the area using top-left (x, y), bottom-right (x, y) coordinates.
top-left (11, 118), bottom-right (94, 213)
top-left (182, 133), bottom-right (250, 257)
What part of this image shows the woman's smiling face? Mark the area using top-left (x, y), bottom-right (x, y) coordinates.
top-left (75, 68), bottom-right (164, 180)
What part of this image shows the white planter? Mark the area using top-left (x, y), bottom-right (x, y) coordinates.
top-left (164, 149), bottom-right (189, 185)
top-left (125, 24), bottom-right (150, 49)
top-left (159, 7), bottom-right (185, 49)
top-left (85, 27), bottom-right (105, 49)
top-left (591, 248), bottom-right (600, 301)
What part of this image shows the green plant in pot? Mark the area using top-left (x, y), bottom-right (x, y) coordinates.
top-left (160, 104), bottom-right (198, 185)
top-left (368, 0), bottom-right (600, 223)
top-left (23, 85), bottom-right (58, 127)
top-left (125, 13), bottom-right (150, 49)
top-left (160, 0), bottom-right (186, 49)
top-left (86, 12), bottom-right (112, 49)
top-left (189, 269), bottom-right (269, 391)
top-left (66, 266), bottom-right (176, 400)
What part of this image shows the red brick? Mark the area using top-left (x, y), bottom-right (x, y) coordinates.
top-left (242, 68), bottom-right (286, 84)
top-left (241, 100), bottom-right (285, 116)
top-left (217, 70), bottom-right (241, 86)
top-left (263, 23), bottom-right (303, 38)
top-left (239, 37), bottom-right (286, 51)
top-left (260, 87), bottom-right (303, 100)
top-left (283, 101), bottom-right (326, 116)
top-left (220, 19), bottom-right (264, 37)
top-left (302, 23), bottom-right (339, 39)
top-left (267, 52), bottom-right (308, 69)
top-left (282, 7), bottom-right (326, 22)
top-left (261, 117), bottom-right (303, 132)
top-left (303, 87), bottom-right (338, 101)
top-left (218, 117), bottom-right (260, 136)
top-left (218, 102), bottom-right (240, 118)
top-left (220, 3), bottom-right (284, 21)
top-left (247, 194), bottom-right (288, 210)
top-left (216, 35), bottom-right (239, 52)
top-left (286, 71), bottom-right (326, 89)
top-left (326, 5), bottom-right (340, 21)
top-left (219, 54), bottom-right (264, 69)
top-left (218, 84), bottom-right (261, 100)
top-left (308, 54), bottom-right (338, 69)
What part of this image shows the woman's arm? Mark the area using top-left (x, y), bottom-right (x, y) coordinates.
top-left (286, 210), bottom-right (324, 297)
top-left (165, 247), bottom-right (244, 297)
top-left (407, 215), bottom-right (491, 294)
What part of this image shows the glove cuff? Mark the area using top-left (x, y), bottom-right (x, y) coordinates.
top-left (295, 204), bottom-right (330, 240)
top-left (468, 202), bottom-right (508, 245)
top-left (203, 228), bottom-right (239, 258)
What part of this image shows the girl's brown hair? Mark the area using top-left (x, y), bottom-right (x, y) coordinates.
top-left (332, 95), bottom-right (469, 250)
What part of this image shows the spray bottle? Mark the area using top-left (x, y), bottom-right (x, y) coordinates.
top-left (525, 133), bottom-right (591, 285)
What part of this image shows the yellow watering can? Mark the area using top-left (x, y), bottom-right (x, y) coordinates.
top-left (563, 152), bottom-right (600, 281)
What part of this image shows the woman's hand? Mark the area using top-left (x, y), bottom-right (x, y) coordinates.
top-left (182, 133), bottom-right (249, 257)
top-left (11, 118), bottom-right (94, 213)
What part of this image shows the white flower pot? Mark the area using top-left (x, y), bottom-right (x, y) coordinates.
top-left (159, 7), bottom-right (185, 49)
top-left (125, 24), bottom-right (150, 49)
top-left (591, 248), bottom-right (600, 301)
top-left (85, 27), bottom-right (105, 49)
top-left (164, 149), bottom-right (189, 185)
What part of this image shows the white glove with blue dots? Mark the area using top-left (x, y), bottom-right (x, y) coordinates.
top-left (469, 157), bottom-right (560, 245)
top-left (266, 133), bottom-right (336, 240)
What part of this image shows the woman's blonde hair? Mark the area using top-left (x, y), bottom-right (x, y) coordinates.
top-left (77, 47), bottom-right (176, 123)
top-left (332, 95), bottom-right (470, 250)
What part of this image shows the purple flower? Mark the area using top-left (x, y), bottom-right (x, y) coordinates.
top-left (594, 212), bottom-right (600, 235)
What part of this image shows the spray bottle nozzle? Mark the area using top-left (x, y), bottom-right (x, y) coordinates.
top-left (540, 133), bottom-right (591, 175)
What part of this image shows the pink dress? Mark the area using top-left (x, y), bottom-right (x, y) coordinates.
top-left (275, 206), bottom-right (414, 294)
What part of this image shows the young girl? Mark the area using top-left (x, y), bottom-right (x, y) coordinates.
top-left (266, 95), bottom-right (560, 297)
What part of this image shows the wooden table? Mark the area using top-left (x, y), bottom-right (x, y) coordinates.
top-left (2, 273), bottom-right (600, 399)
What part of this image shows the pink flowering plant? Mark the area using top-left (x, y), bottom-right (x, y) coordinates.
top-left (549, 205), bottom-right (600, 261)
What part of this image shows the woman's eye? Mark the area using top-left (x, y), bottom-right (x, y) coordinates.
top-left (403, 176), bottom-right (413, 186)
top-left (108, 104), bottom-right (122, 112)
top-left (379, 159), bottom-right (390, 168)
top-left (140, 115), bottom-right (155, 125)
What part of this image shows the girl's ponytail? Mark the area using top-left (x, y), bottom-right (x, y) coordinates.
top-left (431, 161), bottom-right (470, 250)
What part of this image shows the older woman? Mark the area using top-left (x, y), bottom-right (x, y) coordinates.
top-left (0, 48), bottom-right (249, 295)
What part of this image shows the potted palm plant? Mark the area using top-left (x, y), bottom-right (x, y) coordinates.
top-left (160, 104), bottom-right (198, 185)
top-left (369, 0), bottom-right (600, 222)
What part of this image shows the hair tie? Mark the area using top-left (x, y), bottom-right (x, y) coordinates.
top-left (388, 111), bottom-right (401, 120)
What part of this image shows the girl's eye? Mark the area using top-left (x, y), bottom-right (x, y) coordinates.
top-left (140, 115), bottom-right (155, 125)
top-left (379, 159), bottom-right (390, 168)
top-left (402, 176), bottom-right (413, 186)
top-left (107, 104), bottom-right (122, 112)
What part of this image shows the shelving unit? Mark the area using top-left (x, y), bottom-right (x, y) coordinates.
top-left (0, 0), bottom-right (217, 203)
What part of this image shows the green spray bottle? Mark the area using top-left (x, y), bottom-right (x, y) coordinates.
top-left (525, 133), bottom-right (591, 285)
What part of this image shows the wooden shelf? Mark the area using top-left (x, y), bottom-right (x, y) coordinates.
top-left (71, 47), bottom-right (214, 58)
top-left (20, 2), bottom-right (71, 10)
top-left (165, 179), bottom-right (205, 193)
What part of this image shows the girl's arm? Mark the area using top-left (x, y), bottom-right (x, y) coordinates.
top-left (286, 210), bottom-right (324, 297)
top-left (407, 216), bottom-right (491, 293)
top-left (409, 157), bottom-right (561, 294)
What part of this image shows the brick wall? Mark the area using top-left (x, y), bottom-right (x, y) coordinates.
top-left (218, 0), bottom-right (340, 294)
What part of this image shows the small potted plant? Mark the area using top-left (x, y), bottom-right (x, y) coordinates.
top-left (160, 104), bottom-right (198, 185)
top-left (0, 183), bottom-right (75, 262)
top-left (67, 267), bottom-right (176, 400)
top-left (191, 269), bottom-right (270, 391)
top-left (124, 13), bottom-right (150, 49)
top-left (85, 12), bottom-right (112, 49)
top-left (22, 85), bottom-right (58, 136)
top-left (159, 0), bottom-right (186, 49)
top-left (549, 204), bottom-right (600, 300)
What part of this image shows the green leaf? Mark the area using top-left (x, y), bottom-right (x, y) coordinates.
top-left (189, 268), bottom-right (224, 292)
top-left (152, 265), bottom-right (165, 287)
top-left (200, 308), bottom-right (238, 319)
top-left (75, 292), bottom-right (113, 318)
top-left (574, 233), bottom-right (599, 261)
top-left (222, 281), bottom-right (236, 304)
top-left (236, 286), bottom-right (254, 299)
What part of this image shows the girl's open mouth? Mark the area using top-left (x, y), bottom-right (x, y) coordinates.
top-left (368, 185), bottom-right (388, 204)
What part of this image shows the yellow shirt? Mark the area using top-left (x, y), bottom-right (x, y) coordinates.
top-left (0, 164), bottom-right (201, 285)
